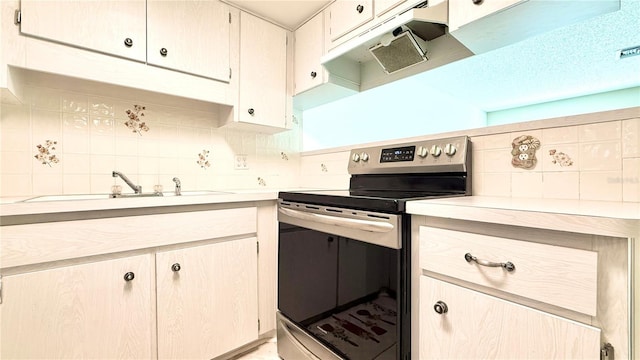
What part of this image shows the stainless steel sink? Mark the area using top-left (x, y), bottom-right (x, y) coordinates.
top-left (22, 191), bottom-right (230, 202)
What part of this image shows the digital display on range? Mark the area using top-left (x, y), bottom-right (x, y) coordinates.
top-left (380, 146), bottom-right (415, 162)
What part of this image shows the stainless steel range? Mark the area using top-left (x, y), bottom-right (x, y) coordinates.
top-left (277, 136), bottom-right (471, 360)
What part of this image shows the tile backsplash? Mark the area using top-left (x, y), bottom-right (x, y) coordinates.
top-left (300, 109), bottom-right (640, 202)
top-left (0, 86), bottom-right (301, 197)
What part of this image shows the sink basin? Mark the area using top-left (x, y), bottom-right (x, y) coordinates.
top-left (22, 194), bottom-right (113, 202)
top-left (163, 190), bottom-right (230, 197)
top-left (22, 191), bottom-right (230, 202)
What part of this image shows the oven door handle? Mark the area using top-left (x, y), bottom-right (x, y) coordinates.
top-left (279, 319), bottom-right (322, 360)
top-left (279, 207), bottom-right (395, 233)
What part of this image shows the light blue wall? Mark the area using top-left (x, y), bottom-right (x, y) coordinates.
top-left (301, 77), bottom-right (487, 151)
top-left (486, 87), bottom-right (640, 126)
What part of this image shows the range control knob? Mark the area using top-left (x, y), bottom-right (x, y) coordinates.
top-left (444, 143), bottom-right (457, 156)
top-left (361, 152), bottom-right (370, 162)
top-left (352, 153), bottom-right (361, 162)
top-left (430, 145), bottom-right (442, 157)
top-left (417, 146), bottom-right (429, 158)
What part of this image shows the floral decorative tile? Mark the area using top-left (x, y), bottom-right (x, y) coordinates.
top-left (548, 149), bottom-right (574, 167)
top-left (197, 150), bottom-right (211, 169)
top-left (124, 105), bottom-right (149, 135)
top-left (34, 140), bottom-right (59, 167)
top-left (511, 135), bottom-right (540, 169)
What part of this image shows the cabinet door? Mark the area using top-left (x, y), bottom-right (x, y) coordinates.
top-left (156, 238), bottom-right (259, 359)
top-left (19, 0), bottom-right (146, 61)
top-left (329, 0), bottom-right (374, 41)
top-left (147, 0), bottom-right (230, 82)
top-left (239, 12), bottom-right (287, 129)
top-left (375, 0), bottom-right (406, 17)
top-left (419, 276), bottom-right (601, 359)
top-left (449, 0), bottom-right (523, 30)
top-left (0, 255), bottom-right (153, 359)
top-left (294, 14), bottom-right (324, 95)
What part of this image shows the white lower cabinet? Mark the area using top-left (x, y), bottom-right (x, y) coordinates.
top-left (0, 204), bottom-right (275, 359)
top-left (156, 238), bottom-right (258, 359)
top-left (414, 221), bottom-right (630, 359)
top-left (420, 276), bottom-right (600, 359)
top-left (0, 254), bottom-right (154, 359)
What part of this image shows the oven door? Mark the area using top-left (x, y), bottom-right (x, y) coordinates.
top-left (277, 200), bottom-right (403, 360)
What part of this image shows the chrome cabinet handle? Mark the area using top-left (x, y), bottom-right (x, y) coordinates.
top-left (171, 263), bottom-right (181, 272)
top-left (433, 301), bottom-right (448, 314)
top-left (464, 253), bottom-right (515, 272)
top-left (356, 4), bottom-right (364, 13)
top-left (160, 47), bottom-right (168, 56)
top-left (472, 0), bottom-right (484, 4)
top-left (123, 272), bottom-right (135, 281)
top-left (124, 38), bottom-right (133, 47)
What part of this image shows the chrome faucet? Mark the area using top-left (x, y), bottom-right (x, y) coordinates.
top-left (112, 171), bottom-right (142, 194)
top-left (172, 177), bottom-right (181, 196)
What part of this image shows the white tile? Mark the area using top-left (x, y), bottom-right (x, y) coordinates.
top-left (115, 156), bottom-right (139, 175)
top-left (622, 118), bottom-right (640, 158)
top-left (33, 172), bottom-right (63, 195)
top-left (579, 141), bottom-right (622, 171)
top-left (475, 173), bottom-right (511, 197)
top-left (63, 154), bottom-right (91, 175)
top-left (622, 158), bottom-right (640, 202)
top-left (579, 121), bottom-right (621, 142)
top-left (542, 126), bottom-right (579, 144)
top-left (0, 103), bottom-right (30, 129)
top-left (579, 171), bottom-right (623, 201)
top-left (1, 151), bottom-right (33, 174)
top-left (88, 97), bottom-right (115, 117)
top-left (90, 155), bottom-right (116, 175)
top-left (542, 172), bottom-right (580, 200)
top-left (0, 174), bottom-right (33, 196)
top-left (511, 172), bottom-right (543, 198)
top-left (63, 174), bottom-right (91, 194)
top-left (482, 148), bottom-right (516, 173)
top-left (470, 133), bottom-right (513, 150)
top-left (28, 87), bottom-right (61, 111)
top-left (90, 116), bottom-right (115, 136)
top-left (1, 127), bottom-right (31, 153)
top-left (90, 135), bottom-right (115, 155)
top-left (61, 92), bottom-right (88, 113)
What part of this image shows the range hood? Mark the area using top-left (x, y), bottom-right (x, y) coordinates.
top-left (321, 0), bottom-right (473, 80)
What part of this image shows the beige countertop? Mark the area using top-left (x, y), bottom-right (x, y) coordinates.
top-left (0, 190), bottom-right (281, 224)
top-left (407, 196), bottom-right (640, 238)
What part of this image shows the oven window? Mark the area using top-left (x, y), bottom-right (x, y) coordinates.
top-left (278, 223), bottom-right (399, 359)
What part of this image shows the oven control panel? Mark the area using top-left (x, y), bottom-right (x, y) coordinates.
top-left (348, 136), bottom-right (470, 174)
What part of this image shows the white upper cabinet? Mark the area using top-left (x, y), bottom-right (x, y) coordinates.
top-left (328, 0), bottom-right (374, 41)
top-left (19, 0), bottom-right (146, 62)
top-left (375, 0), bottom-right (407, 17)
top-left (147, 0), bottom-right (231, 82)
top-left (237, 12), bottom-right (288, 131)
top-left (294, 14), bottom-right (325, 95)
top-left (448, 0), bottom-right (523, 31)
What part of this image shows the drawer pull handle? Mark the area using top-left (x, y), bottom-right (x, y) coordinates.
top-left (464, 253), bottom-right (515, 272)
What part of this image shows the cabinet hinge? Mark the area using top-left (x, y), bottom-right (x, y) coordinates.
top-left (258, 319), bottom-right (261, 331)
top-left (601, 343), bottom-right (614, 360)
top-left (0, 275), bottom-right (3, 304)
top-left (14, 9), bottom-right (21, 25)
top-left (256, 241), bottom-right (259, 254)
top-left (228, 12), bottom-right (231, 24)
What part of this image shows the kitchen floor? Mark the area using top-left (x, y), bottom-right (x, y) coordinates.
top-left (232, 337), bottom-right (279, 360)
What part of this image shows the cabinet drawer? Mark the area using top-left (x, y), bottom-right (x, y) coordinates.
top-left (420, 276), bottom-right (601, 359)
top-left (419, 227), bottom-right (598, 316)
